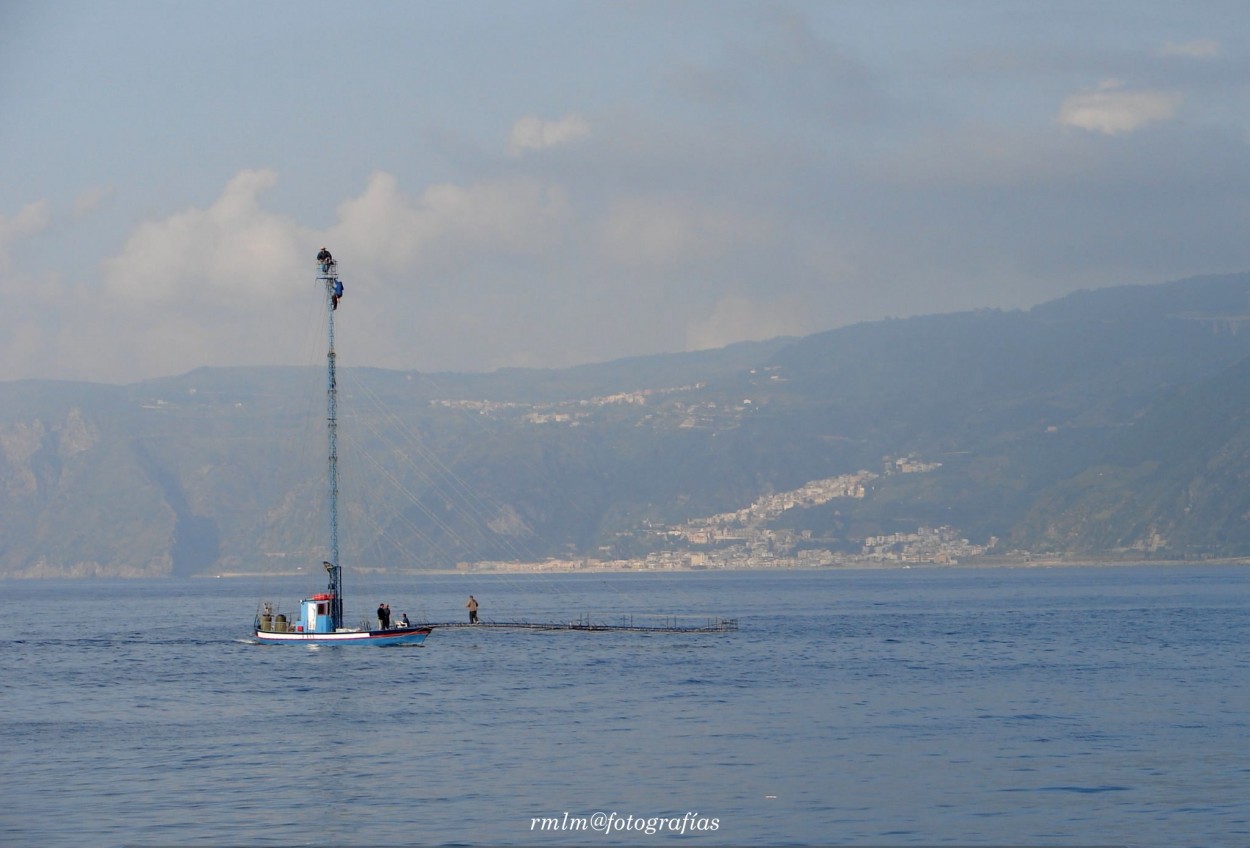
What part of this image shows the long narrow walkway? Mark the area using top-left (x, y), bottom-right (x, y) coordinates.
top-left (426, 617), bottom-right (738, 633)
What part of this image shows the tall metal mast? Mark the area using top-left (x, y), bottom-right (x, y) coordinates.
top-left (318, 256), bottom-right (344, 630)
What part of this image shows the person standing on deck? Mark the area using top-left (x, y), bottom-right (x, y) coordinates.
top-left (377, 603), bottom-right (391, 630)
top-left (466, 595), bottom-right (479, 624)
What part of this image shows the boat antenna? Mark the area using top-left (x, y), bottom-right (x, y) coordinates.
top-left (319, 254), bottom-right (344, 630)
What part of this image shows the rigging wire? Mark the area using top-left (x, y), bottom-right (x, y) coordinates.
top-left (255, 258), bottom-right (712, 631)
top-left (251, 277), bottom-right (339, 619)
top-left (335, 366), bottom-right (672, 622)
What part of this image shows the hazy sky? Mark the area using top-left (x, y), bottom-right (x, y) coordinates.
top-left (3, 1), bottom-right (1248, 384)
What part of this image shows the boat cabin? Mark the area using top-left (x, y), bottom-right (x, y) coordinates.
top-left (256, 593), bottom-right (338, 634)
top-left (300, 593), bottom-right (337, 633)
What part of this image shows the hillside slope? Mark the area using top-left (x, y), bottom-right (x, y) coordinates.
top-left (4, 273), bottom-right (1250, 576)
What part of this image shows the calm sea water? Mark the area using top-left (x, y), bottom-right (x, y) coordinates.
top-left (3, 566), bottom-right (1248, 847)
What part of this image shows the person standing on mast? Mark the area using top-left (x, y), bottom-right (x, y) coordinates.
top-left (317, 248), bottom-right (344, 309)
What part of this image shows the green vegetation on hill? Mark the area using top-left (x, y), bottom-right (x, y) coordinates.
top-left (5, 273), bottom-right (1250, 577)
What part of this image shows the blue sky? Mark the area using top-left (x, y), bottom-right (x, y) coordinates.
top-left (3, 1), bottom-right (1248, 383)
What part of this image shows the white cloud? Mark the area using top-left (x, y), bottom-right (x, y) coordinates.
top-left (0, 200), bottom-right (52, 269)
top-left (64, 168), bottom-right (579, 381)
top-left (57, 170), bottom-right (315, 381)
top-left (1160, 39), bottom-right (1221, 59)
top-left (599, 195), bottom-right (770, 268)
top-left (101, 168), bottom-right (306, 308)
top-left (73, 185), bottom-right (115, 218)
top-left (506, 114), bottom-right (591, 157)
top-left (1057, 79), bottom-right (1181, 135)
top-left (685, 293), bottom-right (813, 352)
top-left (328, 171), bottom-right (572, 275)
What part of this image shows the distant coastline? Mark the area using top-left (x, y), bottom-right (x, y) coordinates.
top-left (8, 553), bottom-right (1250, 582)
top-left (183, 554), bottom-right (1250, 580)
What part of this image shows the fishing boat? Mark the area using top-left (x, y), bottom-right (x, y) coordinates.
top-left (254, 252), bottom-right (432, 646)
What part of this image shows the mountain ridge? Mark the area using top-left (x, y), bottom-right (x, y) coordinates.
top-left (5, 272), bottom-right (1250, 577)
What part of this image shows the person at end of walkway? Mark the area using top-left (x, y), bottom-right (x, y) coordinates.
top-left (466, 595), bottom-right (479, 624)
